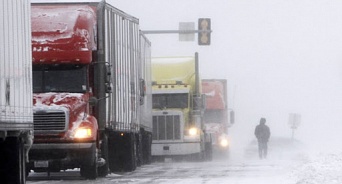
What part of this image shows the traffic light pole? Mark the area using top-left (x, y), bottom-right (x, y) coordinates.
top-left (142, 18), bottom-right (212, 45)
top-left (141, 30), bottom-right (212, 34)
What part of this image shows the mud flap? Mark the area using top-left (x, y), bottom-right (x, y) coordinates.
top-left (108, 131), bottom-right (137, 172)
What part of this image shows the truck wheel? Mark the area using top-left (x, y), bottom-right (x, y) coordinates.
top-left (191, 151), bottom-right (205, 162)
top-left (80, 146), bottom-right (98, 179)
top-left (142, 131), bottom-right (152, 164)
top-left (205, 142), bottom-right (213, 161)
top-left (199, 151), bottom-right (206, 161)
top-left (98, 133), bottom-right (109, 177)
top-left (80, 161), bottom-right (97, 179)
top-left (26, 167), bottom-right (30, 178)
top-left (136, 133), bottom-right (143, 167)
top-left (0, 137), bottom-right (26, 184)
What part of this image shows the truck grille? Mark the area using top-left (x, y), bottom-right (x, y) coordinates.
top-left (152, 115), bottom-right (181, 140)
top-left (33, 111), bottom-right (67, 131)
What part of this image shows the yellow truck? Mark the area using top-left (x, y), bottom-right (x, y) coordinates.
top-left (151, 53), bottom-right (212, 160)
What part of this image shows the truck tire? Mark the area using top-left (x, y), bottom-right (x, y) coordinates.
top-left (98, 133), bottom-right (109, 177)
top-left (205, 141), bottom-right (213, 161)
top-left (19, 141), bottom-right (26, 184)
top-left (80, 146), bottom-right (97, 179)
top-left (0, 137), bottom-right (26, 184)
top-left (190, 151), bottom-right (205, 162)
top-left (136, 133), bottom-right (143, 167)
top-left (142, 130), bottom-right (152, 164)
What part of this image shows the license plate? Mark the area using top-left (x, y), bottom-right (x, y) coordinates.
top-left (34, 161), bottom-right (49, 168)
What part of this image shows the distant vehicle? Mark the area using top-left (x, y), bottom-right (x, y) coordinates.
top-left (0, 0), bottom-right (33, 183)
top-left (28, 0), bottom-right (152, 179)
top-left (202, 79), bottom-right (234, 156)
top-left (151, 53), bottom-right (212, 161)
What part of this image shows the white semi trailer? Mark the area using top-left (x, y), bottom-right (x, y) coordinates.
top-left (0, 0), bottom-right (33, 183)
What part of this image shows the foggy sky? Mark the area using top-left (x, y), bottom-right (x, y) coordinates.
top-left (110, 0), bottom-right (342, 150)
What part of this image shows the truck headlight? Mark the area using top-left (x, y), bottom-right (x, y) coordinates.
top-left (188, 127), bottom-right (198, 136)
top-left (219, 138), bottom-right (229, 147)
top-left (74, 128), bottom-right (92, 139)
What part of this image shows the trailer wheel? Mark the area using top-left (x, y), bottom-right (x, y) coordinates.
top-left (19, 140), bottom-right (26, 184)
top-left (136, 133), bottom-right (143, 167)
top-left (80, 146), bottom-right (98, 179)
top-left (0, 137), bottom-right (26, 184)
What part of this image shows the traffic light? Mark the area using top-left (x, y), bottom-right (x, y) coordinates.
top-left (198, 18), bottom-right (211, 45)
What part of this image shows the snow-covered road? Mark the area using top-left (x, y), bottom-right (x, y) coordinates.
top-left (27, 137), bottom-right (342, 184)
top-left (27, 158), bottom-right (298, 184)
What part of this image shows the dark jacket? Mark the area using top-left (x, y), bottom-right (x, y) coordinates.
top-left (254, 122), bottom-right (270, 142)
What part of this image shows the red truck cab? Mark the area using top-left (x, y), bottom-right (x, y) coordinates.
top-left (202, 79), bottom-right (233, 156)
top-left (29, 4), bottom-right (100, 178)
top-left (29, 1), bottom-right (153, 178)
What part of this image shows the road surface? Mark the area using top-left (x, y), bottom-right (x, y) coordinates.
top-left (27, 138), bottom-right (306, 184)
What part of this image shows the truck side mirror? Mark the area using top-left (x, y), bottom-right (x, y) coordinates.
top-left (230, 110), bottom-right (235, 124)
top-left (88, 97), bottom-right (98, 106)
top-left (201, 94), bottom-right (206, 111)
top-left (140, 79), bottom-right (146, 97)
top-left (105, 64), bottom-right (112, 93)
top-left (139, 79), bottom-right (146, 105)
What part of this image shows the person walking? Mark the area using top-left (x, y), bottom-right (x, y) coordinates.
top-left (254, 117), bottom-right (270, 159)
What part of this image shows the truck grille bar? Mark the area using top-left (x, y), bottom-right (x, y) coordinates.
top-left (152, 115), bottom-right (181, 141)
top-left (33, 111), bottom-right (67, 131)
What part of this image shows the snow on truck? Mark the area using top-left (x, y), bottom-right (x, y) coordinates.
top-left (0, 0), bottom-right (33, 183)
top-left (29, 0), bottom-right (152, 179)
top-left (202, 79), bottom-right (234, 155)
top-left (151, 53), bottom-right (212, 160)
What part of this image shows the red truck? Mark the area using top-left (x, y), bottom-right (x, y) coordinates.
top-left (29, 0), bottom-right (152, 179)
top-left (202, 79), bottom-right (234, 156)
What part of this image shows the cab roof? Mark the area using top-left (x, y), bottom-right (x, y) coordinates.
top-left (31, 4), bottom-right (97, 64)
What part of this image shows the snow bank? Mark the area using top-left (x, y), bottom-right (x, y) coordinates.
top-left (293, 152), bottom-right (342, 184)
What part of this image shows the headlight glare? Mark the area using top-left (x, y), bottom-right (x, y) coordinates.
top-left (74, 128), bottom-right (92, 139)
top-left (220, 138), bottom-right (229, 147)
top-left (189, 127), bottom-right (198, 136)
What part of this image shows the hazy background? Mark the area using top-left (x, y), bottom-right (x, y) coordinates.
top-left (109, 0), bottom-right (342, 152)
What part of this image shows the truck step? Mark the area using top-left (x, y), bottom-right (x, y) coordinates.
top-left (97, 158), bottom-right (106, 167)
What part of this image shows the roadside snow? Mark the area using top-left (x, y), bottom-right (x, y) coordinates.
top-left (229, 136), bottom-right (342, 184)
top-left (292, 151), bottom-right (342, 184)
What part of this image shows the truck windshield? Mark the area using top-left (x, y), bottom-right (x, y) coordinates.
top-left (33, 64), bottom-right (87, 93)
top-left (152, 93), bottom-right (188, 109)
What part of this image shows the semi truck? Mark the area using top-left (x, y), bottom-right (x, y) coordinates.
top-left (202, 79), bottom-right (234, 156)
top-left (0, 0), bottom-right (33, 183)
top-left (29, 0), bottom-right (152, 179)
top-left (151, 53), bottom-right (212, 160)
